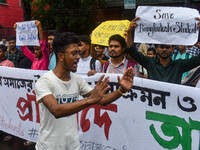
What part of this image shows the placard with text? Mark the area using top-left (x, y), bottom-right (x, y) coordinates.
top-left (134, 6), bottom-right (200, 45)
top-left (16, 21), bottom-right (40, 46)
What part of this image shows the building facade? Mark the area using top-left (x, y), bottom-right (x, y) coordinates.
top-left (100, 0), bottom-right (200, 22)
top-left (0, 0), bottom-right (24, 38)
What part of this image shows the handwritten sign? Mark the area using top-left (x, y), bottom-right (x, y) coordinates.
top-left (134, 6), bottom-right (200, 45)
top-left (16, 21), bottom-right (40, 46)
top-left (91, 20), bottom-right (130, 46)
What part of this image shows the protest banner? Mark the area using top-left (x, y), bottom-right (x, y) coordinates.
top-left (0, 67), bottom-right (44, 142)
top-left (91, 20), bottom-right (130, 46)
top-left (134, 6), bottom-right (200, 45)
top-left (0, 66), bottom-right (200, 149)
top-left (16, 21), bottom-right (40, 46)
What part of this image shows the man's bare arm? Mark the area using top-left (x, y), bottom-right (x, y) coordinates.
top-left (41, 75), bottom-right (110, 118)
top-left (85, 67), bottom-right (134, 106)
top-left (126, 17), bottom-right (139, 48)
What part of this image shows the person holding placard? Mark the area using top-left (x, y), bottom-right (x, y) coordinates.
top-left (19, 20), bottom-right (49, 70)
top-left (126, 17), bottom-right (200, 84)
top-left (14, 20), bottom-right (49, 146)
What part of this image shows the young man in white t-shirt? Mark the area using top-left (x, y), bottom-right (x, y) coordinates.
top-left (35, 32), bottom-right (134, 150)
top-left (76, 35), bottom-right (102, 76)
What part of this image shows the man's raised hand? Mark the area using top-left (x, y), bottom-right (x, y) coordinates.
top-left (127, 17), bottom-right (140, 32)
top-left (87, 75), bottom-right (110, 104)
top-left (117, 67), bottom-right (134, 93)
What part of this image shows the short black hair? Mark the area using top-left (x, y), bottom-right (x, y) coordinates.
top-left (48, 30), bottom-right (59, 37)
top-left (8, 36), bottom-right (16, 41)
top-left (95, 44), bottom-right (106, 49)
top-left (53, 32), bottom-right (80, 62)
top-left (78, 35), bottom-right (91, 45)
top-left (147, 47), bottom-right (156, 54)
top-left (108, 34), bottom-right (125, 48)
top-left (0, 44), bottom-right (7, 52)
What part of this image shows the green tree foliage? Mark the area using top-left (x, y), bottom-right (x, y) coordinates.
top-left (28, 0), bottom-right (106, 35)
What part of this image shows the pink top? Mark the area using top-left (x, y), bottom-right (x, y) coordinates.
top-left (0, 59), bottom-right (15, 67)
top-left (21, 40), bottom-right (49, 70)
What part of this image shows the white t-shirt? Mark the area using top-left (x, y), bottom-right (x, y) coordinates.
top-left (35, 70), bottom-right (92, 150)
top-left (76, 55), bottom-right (102, 75)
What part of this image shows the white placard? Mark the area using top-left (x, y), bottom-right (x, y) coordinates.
top-left (134, 6), bottom-right (200, 45)
top-left (16, 21), bottom-right (40, 46)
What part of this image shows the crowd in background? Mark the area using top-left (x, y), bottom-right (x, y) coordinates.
top-left (0, 18), bottom-right (200, 147)
top-left (0, 20), bottom-right (199, 86)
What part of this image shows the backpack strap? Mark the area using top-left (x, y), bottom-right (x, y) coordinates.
top-left (103, 60), bottom-right (109, 73)
top-left (103, 59), bottom-right (136, 73)
top-left (127, 60), bottom-right (136, 68)
top-left (90, 57), bottom-right (96, 70)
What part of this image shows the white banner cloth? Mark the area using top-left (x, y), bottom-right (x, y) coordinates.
top-left (0, 66), bottom-right (200, 150)
top-left (134, 6), bottom-right (200, 45)
top-left (16, 21), bottom-right (40, 46)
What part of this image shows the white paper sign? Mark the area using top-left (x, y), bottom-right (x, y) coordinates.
top-left (134, 6), bottom-right (200, 45)
top-left (16, 21), bottom-right (40, 46)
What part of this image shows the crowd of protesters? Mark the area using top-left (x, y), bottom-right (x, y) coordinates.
top-left (1, 20), bottom-right (199, 85)
top-left (0, 16), bottom-right (200, 149)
